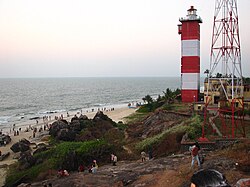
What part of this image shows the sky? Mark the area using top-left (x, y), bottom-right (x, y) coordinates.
top-left (0, 0), bottom-right (249, 78)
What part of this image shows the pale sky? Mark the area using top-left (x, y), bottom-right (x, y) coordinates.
top-left (0, 0), bottom-right (249, 78)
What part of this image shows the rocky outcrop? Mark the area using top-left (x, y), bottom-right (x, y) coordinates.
top-left (0, 152), bottom-right (10, 161)
top-left (49, 111), bottom-right (116, 141)
top-left (33, 144), bottom-right (48, 155)
top-left (49, 120), bottom-right (68, 137)
top-left (56, 128), bottom-right (76, 141)
top-left (126, 111), bottom-right (189, 141)
top-left (10, 139), bottom-right (30, 153)
top-left (19, 151), bottom-right (36, 170)
top-left (0, 134), bottom-right (11, 146)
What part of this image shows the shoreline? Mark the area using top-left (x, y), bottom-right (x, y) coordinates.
top-left (0, 106), bottom-right (137, 186)
top-left (1, 103), bottom-right (135, 134)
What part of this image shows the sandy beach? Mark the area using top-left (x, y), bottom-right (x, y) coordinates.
top-left (0, 106), bottom-right (136, 186)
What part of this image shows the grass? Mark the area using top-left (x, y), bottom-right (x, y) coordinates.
top-left (135, 115), bottom-right (202, 151)
top-left (136, 122), bottom-right (188, 152)
top-left (5, 163), bottom-right (51, 187)
top-left (5, 139), bottom-right (111, 187)
top-left (123, 111), bottom-right (148, 124)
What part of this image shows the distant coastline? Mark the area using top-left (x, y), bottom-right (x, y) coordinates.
top-left (0, 77), bottom-right (205, 133)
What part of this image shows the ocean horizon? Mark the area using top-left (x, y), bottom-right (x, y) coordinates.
top-left (0, 77), bottom-right (204, 131)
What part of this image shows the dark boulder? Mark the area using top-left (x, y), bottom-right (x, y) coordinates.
top-left (19, 151), bottom-right (36, 170)
top-left (71, 115), bottom-right (79, 122)
top-left (10, 141), bottom-right (30, 153)
top-left (93, 111), bottom-right (115, 124)
top-left (69, 120), bottom-right (81, 132)
top-left (56, 128), bottom-right (76, 141)
top-left (79, 114), bottom-right (88, 120)
top-left (0, 152), bottom-right (10, 161)
top-left (20, 138), bottom-right (30, 145)
top-left (33, 145), bottom-right (48, 155)
top-left (0, 134), bottom-right (11, 146)
top-left (49, 120), bottom-right (68, 137)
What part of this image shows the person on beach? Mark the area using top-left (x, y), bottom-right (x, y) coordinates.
top-left (190, 169), bottom-right (231, 187)
top-left (12, 124), bottom-right (15, 132)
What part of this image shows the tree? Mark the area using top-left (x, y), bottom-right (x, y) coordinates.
top-left (163, 88), bottom-right (174, 104)
top-left (142, 95), bottom-right (153, 104)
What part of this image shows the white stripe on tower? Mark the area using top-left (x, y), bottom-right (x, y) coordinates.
top-left (182, 73), bottom-right (200, 90)
top-left (181, 40), bottom-right (200, 57)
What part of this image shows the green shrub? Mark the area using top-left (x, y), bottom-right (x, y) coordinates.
top-left (113, 121), bottom-right (128, 131)
top-left (5, 140), bottom-right (111, 187)
top-left (124, 112), bottom-right (148, 124)
top-left (5, 163), bottom-right (49, 187)
top-left (186, 115), bottom-right (202, 140)
top-left (162, 104), bottom-right (173, 111)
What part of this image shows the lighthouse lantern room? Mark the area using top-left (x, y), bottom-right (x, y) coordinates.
top-left (178, 6), bottom-right (202, 103)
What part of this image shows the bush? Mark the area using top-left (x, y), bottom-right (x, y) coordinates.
top-left (186, 115), bottom-right (202, 140)
top-left (5, 140), bottom-right (112, 187)
top-left (5, 163), bottom-right (49, 187)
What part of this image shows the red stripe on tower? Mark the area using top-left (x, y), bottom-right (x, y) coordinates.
top-left (178, 6), bottom-right (202, 103)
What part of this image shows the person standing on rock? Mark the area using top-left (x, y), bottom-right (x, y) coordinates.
top-left (141, 151), bottom-right (146, 162)
top-left (113, 154), bottom-right (117, 166)
top-left (190, 144), bottom-right (201, 168)
top-left (111, 154), bottom-right (117, 166)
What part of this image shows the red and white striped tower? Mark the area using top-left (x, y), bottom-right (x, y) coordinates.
top-left (178, 6), bottom-right (202, 102)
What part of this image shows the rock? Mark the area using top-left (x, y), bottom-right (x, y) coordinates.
top-left (0, 152), bottom-right (10, 161)
top-left (33, 145), bottom-right (48, 155)
top-left (71, 115), bottom-right (79, 122)
top-left (93, 111), bottom-right (115, 123)
top-left (19, 151), bottom-right (36, 169)
top-left (13, 152), bottom-right (21, 159)
top-left (10, 141), bottom-right (30, 153)
top-left (0, 134), bottom-right (11, 145)
top-left (56, 128), bottom-right (76, 141)
top-left (79, 114), bottom-right (88, 120)
top-left (69, 120), bottom-right (81, 132)
top-left (20, 138), bottom-right (30, 145)
top-left (17, 183), bottom-right (32, 187)
top-left (49, 120), bottom-right (68, 137)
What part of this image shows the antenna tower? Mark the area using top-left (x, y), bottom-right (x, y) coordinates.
top-left (202, 0), bottom-right (245, 140)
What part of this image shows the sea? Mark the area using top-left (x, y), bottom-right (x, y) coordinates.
top-left (0, 77), bottom-right (204, 132)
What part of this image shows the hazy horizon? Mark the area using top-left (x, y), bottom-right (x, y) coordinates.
top-left (0, 0), bottom-right (249, 78)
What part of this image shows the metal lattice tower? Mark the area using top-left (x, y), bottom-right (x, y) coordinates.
top-left (202, 0), bottom-right (245, 140)
top-left (207, 0), bottom-right (243, 100)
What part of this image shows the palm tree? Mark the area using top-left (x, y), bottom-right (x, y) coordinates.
top-left (163, 88), bottom-right (174, 104)
top-left (142, 95), bottom-right (153, 104)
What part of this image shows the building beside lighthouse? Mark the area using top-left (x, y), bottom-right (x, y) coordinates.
top-left (178, 6), bottom-right (202, 103)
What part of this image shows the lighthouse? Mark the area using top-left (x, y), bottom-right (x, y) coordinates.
top-left (178, 6), bottom-right (202, 103)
